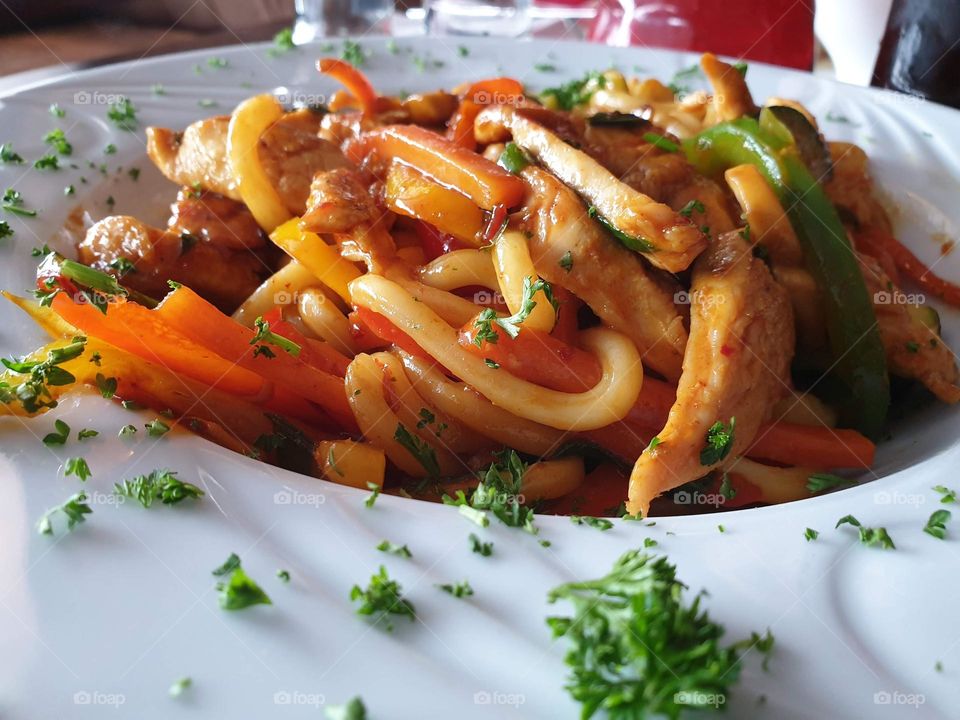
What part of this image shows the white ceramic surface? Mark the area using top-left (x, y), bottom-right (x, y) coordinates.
top-left (1, 37), bottom-right (959, 720)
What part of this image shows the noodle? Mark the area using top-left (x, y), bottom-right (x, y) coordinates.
top-left (350, 274), bottom-right (644, 431)
top-left (418, 248), bottom-right (498, 292)
top-left (297, 288), bottom-right (358, 356)
top-left (232, 260), bottom-right (318, 327)
top-left (492, 230), bottom-right (556, 333)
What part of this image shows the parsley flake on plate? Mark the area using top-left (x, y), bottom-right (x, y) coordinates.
top-left (570, 515), bottom-right (614, 531)
top-left (437, 580), bottom-right (474, 598)
top-left (924, 509), bottom-right (951, 540)
top-left (377, 540), bottom-right (412, 558)
top-left (325, 697), bottom-right (367, 720)
top-left (350, 565), bottom-right (415, 631)
top-left (364, 481), bottom-right (381, 508)
top-left (443, 449), bottom-right (537, 534)
top-left (114, 469), bottom-right (203, 507)
top-left (835, 515), bottom-right (895, 549)
top-left (64, 456), bottom-right (91, 481)
top-left (212, 553), bottom-right (272, 610)
top-left (469, 533), bottom-right (493, 556)
top-left (37, 491), bottom-right (92, 535)
top-left (169, 676), bottom-right (192, 698)
top-left (42, 418), bottom-right (70, 446)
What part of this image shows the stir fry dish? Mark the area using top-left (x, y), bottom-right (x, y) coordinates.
top-left (4, 52), bottom-right (959, 518)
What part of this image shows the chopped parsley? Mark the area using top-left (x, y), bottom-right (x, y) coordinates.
top-left (0, 143), bottom-right (23, 164)
top-left (119, 424), bottom-right (137, 437)
top-left (213, 554), bottom-right (272, 610)
top-left (473, 276), bottom-right (558, 346)
top-left (376, 540), bottom-right (412, 558)
top-left (540, 71), bottom-right (605, 110)
top-left (642, 132), bottom-right (679, 153)
top-left (64, 456), bottom-right (91, 480)
top-left (534, 62), bottom-right (557, 72)
top-left (804, 528), bottom-right (819, 541)
top-left (559, 250), bottom-right (573, 272)
top-left (250, 316), bottom-right (301, 358)
top-left (325, 697), bottom-right (367, 720)
top-left (457, 45), bottom-right (469, 57)
top-left (587, 205), bottom-right (656, 253)
top-left (37, 491), bottom-right (92, 535)
top-left (33, 154), bottom-right (60, 171)
top-left (1, 335), bottom-right (86, 413)
top-left (64, 185), bottom-right (75, 196)
top-left (700, 417), bottom-right (735, 466)
top-left (394, 423), bottom-right (440, 477)
top-left (679, 199), bottom-right (706, 218)
top-left (169, 677), bottom-right (192, 698)
top-left (49, 103), bottom-right (66, 118)
top-left (934, 485), bottom-right (957, 503)
top-left (570, 515), bottom-right (614, 531)
top-left (106, 98), bottom-right (138, 131)
top-left (151, 83), bottom-right (166, 95)
top-left (342, 40), bottom-right (366, 67)
top-left (350, 566), bottom-right (415, 631)
top-left (277, 569), bottom-right (291, 583)
top-left (207, 57), bottom-right (229, 69)
top-left (437, 580), bottom-right (474, 598)
top-left (115, 469), bottom-right (203, 507)
top-left (547, 549), bottom-right (771, 718)
top-left (77, 428), bottom-right (98, 441)
top-left (43, 129), bottom-right (72, 155)
top-left (145, 419), bottom-right (170, 437)
top-left (497, 142), bottom-right (532, 174)
top-left (719, 473), bottom-right (736, 500)
top-left (923, 509), bottom-right (951, 540)
top-left (364, 481), bottom-right (381, 508)
top-left (807, 473), bottom-right (853, 494)
top-left (42, 418), bottom-right (70, 446)
top-left (469, 533), bottom-right (493, 556)
top-left (835, 515), bottom-right (895, 549)
top-left (443, 449), bottom-right (537, 534)
top-left (2, 188), bottom-right (37, 217)
top-left (643, 537), bottom-right (658, 548)
top-left (0, 220), bottom-right (11, 239)
top-left (95, 373), bottom-right (118, 398)
top-left (268, 27), bottom-right (296, 57)
top-left (104, 143), bottom-right (116, 155)
top-left (484, 358), bottom-right (500, 369)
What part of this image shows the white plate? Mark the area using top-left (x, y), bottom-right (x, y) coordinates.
top-left (1, 37), bottom-right (959, 720)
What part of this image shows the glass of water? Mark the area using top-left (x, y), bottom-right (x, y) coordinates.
top-left (425, 0), bottom-right (533, 37)
top-left (293, 0), bottom-right (394, 42)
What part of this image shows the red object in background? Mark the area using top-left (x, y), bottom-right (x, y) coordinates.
top-left (587, 0), bottom-right (815, 70)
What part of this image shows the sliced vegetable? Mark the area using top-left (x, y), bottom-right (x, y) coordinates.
top-left (318, 58), bottom-right (379, 117)
top-left (270, 218), bottom-right (361, 304)
top-left (384, 162), bottom-right (485, 245)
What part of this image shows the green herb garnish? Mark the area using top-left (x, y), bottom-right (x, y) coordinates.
top-left (924, 509), bottom-right (951, 540)
top-left (469, 533), bottom-right (493, 556)
top-left (214, 554), bottom-right (272, 610)
top-left (115, 469), bottom-right (203, 507)
top-left (700, 417), bottom-right (735, 466)
top-left (42, 418), bottom-right (70, 446)
top-left (37, 491), bottom-right (92, 535)
top-left (437, 580), bottom-right (473, 598)
top-left (350, 565), bottom-right (415, 631)
top-left (376, 540), bottom-right (412, 558)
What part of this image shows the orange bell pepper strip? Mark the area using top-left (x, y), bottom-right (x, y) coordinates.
top-left (318, 58), bottom-right (379, 117)
top-left (746, 423), bottom-right (875, 470)
top-left (359, 125), bottom-right (527, 210)
top-left (155, 286), bottom-right (356, 430)
top-left (259, 307), bottom-right (350, 377)
top-left (384, 162), bottom-right (485, 245)
top-left (351, 307), bottom-right (433, 362)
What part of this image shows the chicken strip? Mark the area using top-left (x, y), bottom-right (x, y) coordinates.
top-left (701, 52), bottom-right (759, 122)
top-left (627, 230), bottom-right (794, 516)
top-left (78, 216), bottom-right (265, 312)
top-left (474, 105), bottom-right (707, 273)
top-left (301, 167), bottom-right (395, 271)
top-left (167, 188), bottom-right (266, 251)
top-left (859, 253), bottom-right (960, 403)
top-left (146, 109), bottom-right (347, 216)
top-left (521, 165), bottom-right (687, 381)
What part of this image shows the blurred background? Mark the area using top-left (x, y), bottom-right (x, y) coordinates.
top-left (0, 0), bottom-right (956, 106)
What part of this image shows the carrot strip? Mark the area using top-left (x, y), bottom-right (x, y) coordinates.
top-left (260, 307), bottom-right (350, 377)
top-left (384, 162), bottom-right (485, 245)
top-left (155, 287), bottom-right (355, 429)
top-left (360, 125), bottom-right (526, 210)
top-left (858, 229), bottom-right (960, 307)
top-left (447, 77), bottom-right (526, 148)
top-left (746, 423), bottom-right (875, 470)
top-left (352, 307), bottom-right (433, 361)
top-left (317, 58), bottom-right (378, 117)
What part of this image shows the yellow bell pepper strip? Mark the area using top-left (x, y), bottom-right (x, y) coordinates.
top-left (155, 286), bottom-right (357, 431)
top-left (684, 116), bottom-right (890, 438)
top-left (227, 94), bottom-right (291, 233)
top-left (270, 218), bottom-right (360, 304)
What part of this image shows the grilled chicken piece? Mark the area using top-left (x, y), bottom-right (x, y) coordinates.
top-left (859, 253), bottom-right (960, 403)
top-left (701, 52), bottom-right (759, 122)
top-left (521, 165), bottom-right (687, 381)
top-left (146, 109), bottom-right (348, 216)
top-left (474, 105), bottom-right (707, 273)
top-left (168, 188), bottom-right (266, 251)
top-left (627, 230), bottom-right (794, 516)
top-left (301, 167), bottom-right (396, 271)
top-left (78, 216), bottom-right (266, 312)
top-left (824, 142), bottom-right (893, 234)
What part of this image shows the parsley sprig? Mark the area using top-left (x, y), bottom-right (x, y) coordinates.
top-left (443, 450), bottom-right (537, 534)
top-left (700, 417), bottom-right (735, 466)
top-left (212, 553), bottom-right (272, 610)
top-left (114, 469), bottom-right (203, 508)
top-left (350, 566), bottom-right (416, 631)
top-left (472, 276), bottom-right (558, 346)
top-left (835, 515), bottom-right (895, 549)
top-left (37, 491), bottom-right (92, 535)
top-left (1, 335), bottom-right (86, 413)
top-left (394, 423), bottom-right (440, 477)
top-left (250, 316), bottom-right (301, 358)
top-left (547, 549), bottom-right (771, 718)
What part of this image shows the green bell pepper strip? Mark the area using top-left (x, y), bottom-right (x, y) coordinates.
top-left (683, 119), bottom-right (890, 439)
